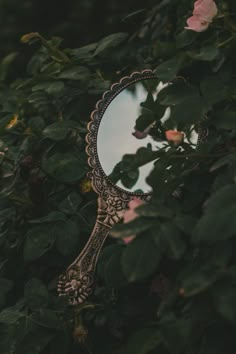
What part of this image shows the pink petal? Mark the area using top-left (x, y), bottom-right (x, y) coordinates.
top-left (132, 130), bottom-right (148, 139)
top-left (122, 198), bottom-right (145, 244)
top-left (132, 122), bottom-right (154, 139)
top-left (123, 235), bottom-right (136, 244)
top-left (185, 15), bottom-right (209, 32)
top-left (193, 0), bottom-right (217, 22)
top-left (165, 130), bottom-right (184, 144)
top-left (129, 197), bottom-right (145, 210)
top-left (123, 198), bottom-right (145, 223)
top-left (123, 208), bottom-right (138, 223)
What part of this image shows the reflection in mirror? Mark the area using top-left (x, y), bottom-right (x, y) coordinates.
top-left (97, 79), bottom-right (199, 194)
top-left (58, 71), bottom-right (204, 306)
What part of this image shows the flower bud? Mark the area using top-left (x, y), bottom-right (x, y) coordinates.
top-left (165, 130), bottom-right (184, 145)
top-left (21, 32), bottom-right (40, 43)
top-left (5, 114), bottom-right (18, 129)
top-left (122, 197), bottom-right (145, 244)
top-left (185, 0), bottom-right (218, 32)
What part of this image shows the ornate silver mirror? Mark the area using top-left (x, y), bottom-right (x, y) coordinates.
top-left (58, 70), bottom-right (205, 305)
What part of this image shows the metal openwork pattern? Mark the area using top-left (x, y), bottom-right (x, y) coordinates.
top-left (86, 69), bottom-right (155, 199)
top-left (58, 70), bottom-right (208, 305)
top-left (58, 70), bottom-right (154, 305)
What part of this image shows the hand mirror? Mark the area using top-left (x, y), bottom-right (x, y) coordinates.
top-left (58, 70), bottom-right (206, 305)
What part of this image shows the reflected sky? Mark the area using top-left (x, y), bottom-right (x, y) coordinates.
top-left (97, 82), bottom-right (164, 193)
top-left (97, 80), bottom-right (199, 193)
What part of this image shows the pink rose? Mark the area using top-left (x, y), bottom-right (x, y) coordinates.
top-left (132, 130), bottom-right (148, 139)
top-left (185, 0), bottom-right (217, 32)
top-left (193, 0), bottom-right (218, 21)
top-left (123, 197), bottom-right (145, 244)
top-left (185, 16), bottom-right (210, 32)
top-left (165, 130), bottom-right (184, 145)
top-left (132, 122), bottom-right (154, 139)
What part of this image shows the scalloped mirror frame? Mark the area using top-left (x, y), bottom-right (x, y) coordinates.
top-left (57, 69), bottom-right (208, 305)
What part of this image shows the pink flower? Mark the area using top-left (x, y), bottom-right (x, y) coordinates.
top-left (123, 197), bottom-right (145, 244)
top-left (132, 130), bottom-right (148, 139)
top-left (185, 0), bottom-right (218, 32)
top-left (132, 122), bottom-right (154, 139)
top-left (165, 130), bottom-right (184, 145)
top-left (193, 0), bottom-right (218, 20)
top-left (185, 16), bottom-right (210, 32)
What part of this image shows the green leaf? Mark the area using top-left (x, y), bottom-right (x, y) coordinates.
top-left (121, 237), bottom-right (161, 282)
top-left (120, 169), bottom-right (140, 189)
top-left (180, 265), bottom-right (223, 297)
top-left (32, 81), bottom-right (65, 95)
top-left (200, 73), bottom-right (229, 106)
top-left (29, 211), bottom-right (66, 224)
top-left (42, 152), bottom-right (86, 183)
top-left (195, 210), bottom-right (236, 242)
top-left (24, 225), bottom-right (57, 262)
top-left (32, 309), bottom-right (62, 329)
top-left (136, 203), bottom-right (173, 218)
top-left (123, 9), bottom-right (146, 21)
top-left (212, 277), bottom-right (236, 321)
top-left (49, 331), bottom-right (71, 354)
top-left (135, 112), bottom-right (155, 132)
top-left (24, 278), bottom-right (49, 310)
top-left (170, 96), bottom-right (206, 126)
top-left (159, 314), bottom-right (193, 354)
top-left (70, 42), bottom-right (97, 58)
top-left (176, 30), bottom-right (198, 48)
top-left (180, 243), bottom-right (231, 297)
top-left (193, 184), bottom-right (236, 242)
top-left (28, 116), bottom-right (45, 133)
top-left (18, 329), bottom-right (54, 354)
top-left (0, 278), bottom-right (13, 295)
top-left (213, 111), bottom-right (236, 130)
top-left (187, 45), bottom-right (219, 61)
top-left (87, 77), bottom-right (110, 94)
top-left (98, 245), bottom-right (127, 288)
top-left (160, 223), bottom-right (186, 260)
top-left (0, 113), bottom-right (16, 133)
top-left (0, 278), bottom-right (13, 307)
top-left (158, 82), bottom-right (198, 106)
top-left (59, 192), bottom-right (82, 214)
top-left (0, 52), bottom-right (18, 81)
top-left (152, 41), bottom-right (176, 60)
top-left (210, 153), bottom-right (236, 172)
top-left (94, 33), bottom-right (128, 56)
top-left (55, 220), bottom-right (79, 256)
top-left (209, 242), bottom-right (232, 267)
top-left (111, 217), bottom-right (151, 238)
top-left (0, 308), bottom-right (25, 324)
top-left (43, 121), bottom-right (80, 141)
top-left (109, 147), bottom-right (162, 183)
top-left (47, 81), bottom-right (65, 95)
top-left (155, 55), bottom-right (186, 82)
top-left (122, 328), bottom-right (162, 354)
top-left (174, 214), bottom-right (197, 234)
top-left (57, 66), bottom-right (91, 80)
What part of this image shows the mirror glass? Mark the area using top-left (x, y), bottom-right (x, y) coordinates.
top-left (97, 78), bottom-right (199, 194)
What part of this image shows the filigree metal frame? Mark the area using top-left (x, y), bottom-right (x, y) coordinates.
top-left (86, 69), bottom-right (157, 202)
top-left (57, 69), bottom-right (208, 305)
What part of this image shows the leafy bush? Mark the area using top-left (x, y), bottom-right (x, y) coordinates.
top-left (0, 0), bottom-right (236, 353)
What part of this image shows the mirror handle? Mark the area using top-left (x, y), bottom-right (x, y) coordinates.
top-left (58, 220), bottom-right (110, 305)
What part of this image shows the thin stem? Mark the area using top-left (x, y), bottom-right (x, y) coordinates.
top-left (75, 303), bottom-right (103, 314)
top-left (217, 35), bottom-right (236, 48)
top-left (169, 152), bottom-right (227, 159)
top-left (37, 34), bottom-right (70, 63)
